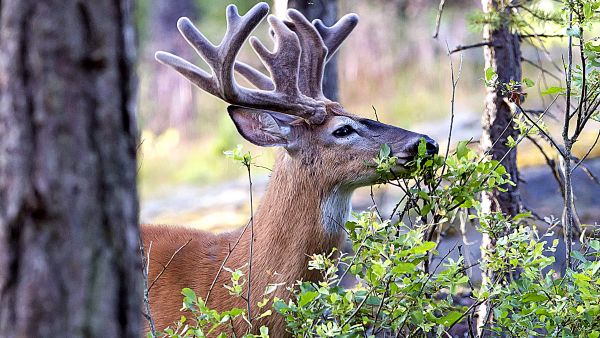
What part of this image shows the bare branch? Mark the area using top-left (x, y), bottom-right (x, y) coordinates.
top-left (148, 238), bottom-right (192, 292)
top-left (432, 0), bottom-right (447, 39)
top-left (573, 129), bottom-right (600, 171)
top-left (520, 33), bottom-right (566, 39)
top-left (449, 41), bottom-right (496, 54)
top-left (245, 161), bottom-right (255, 323)
top-left (521, 57), bottom-right (561, 81)
top-left (141, 241), bottom-right (157, 337)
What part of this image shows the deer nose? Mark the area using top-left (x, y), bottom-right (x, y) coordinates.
top-left (408, 136), bottom-right (439, 156)
top-left (424, 136), bottom-right (439, 155)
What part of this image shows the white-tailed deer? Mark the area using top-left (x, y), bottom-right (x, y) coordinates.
top-left (142, 2), bottom-right (438, 336)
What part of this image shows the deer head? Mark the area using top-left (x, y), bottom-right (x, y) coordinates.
top-left (155, 1), bottom-right (438, 200)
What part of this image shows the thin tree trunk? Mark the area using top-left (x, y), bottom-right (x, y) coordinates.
top-left (287, 0), bottom-right (339, 101)
top-left (0, 1), bottom-right (141, 337)
top-left (477, 0), bottom-right (522, 335)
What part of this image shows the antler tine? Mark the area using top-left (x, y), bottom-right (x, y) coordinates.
top-left (156, 2), bottom-right (327, 124)
top-left (155, 3), bottom-right (268, 100)
top-left (236, 12), bottom-right (359, 98)
top-left (234, 61), bottom-right (275, 91)
top-left (249, 15), bottom-right (303, 98)
top-left (313, 13), bottom-right (359, 62)
top-left (217, 4), bottom-right (271, 100)
top-left (286, 9), bottom-right (328, 100)
top-left (155, 51), bottom-right (218, 96)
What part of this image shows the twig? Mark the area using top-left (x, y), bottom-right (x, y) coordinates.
top-left (206, 225), bottom-right (249, 304)
top-left (418, 244), bottom-right (458, 296)
top-left (449, 41), bottom-right (496, 54)
top-left (432, 0), bottom-right (447, 39)
top-left (516, 101), bottom-right (566, 158)
top-left (521, 57), bottom-right (561, 81)
top-left (252, 164), bottom-right (272, 172)
top-left (204, 159), bottom-right (258, 326)
top-left (437, 43), bottom-right (463, 188)
top-left (573, 128), bottom-right (600, 171)
top-left (578, 161), bottom-right (600, 186)
top-left (148, 238), bottom-right (193, 292)
top-left (341, 286), bottom-right (375, 328)
top-left (141, 241), bottom-right (157, 337)
top-left (519, 33), bottom-right (566, 39)
top-left (337, 239), bottom-right (368, 287)
top-left (372, 277), bottom-right (392, 332)
top-left (372, 105), bottom-right (379, 122)
top-left (526, 135), bottom-right (564, 195)
top-left (245, 162), bottom-right (255, 324)
top-left (446, 299), bottom-right (485, 334)
top-left (370, 185), bottom-right (384, 221)
top-left (457, 245), bottom-right (476, 291)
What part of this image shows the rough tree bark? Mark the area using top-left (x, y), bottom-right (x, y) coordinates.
top-left (477, 0), bottom-right (522, 334)
top-left (0, 1), bottom-right (141, 337)
top-left (288, 0), bottom-right (339, 101)
top-left (146, 0), bottom-right (199, 136)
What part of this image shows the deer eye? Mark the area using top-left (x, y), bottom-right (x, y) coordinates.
top-left (332, 125), bottom-right (355, 138)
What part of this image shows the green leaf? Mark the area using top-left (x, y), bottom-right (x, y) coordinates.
top-left (584, 3), bottom-right (593, 19)
top-left (418, 138), bottom-right (427, 156)
top-left (523, 78), bottom-right (534, 87)
top-left (541, 86), bottom-right (566, 95)
top-left (181, 288), bottom-right (197, 302)
top-left (273, 299), bottom-right (288, 313)
top-left (298, 291), bottom-right (319, 307)
top-left (379, 143), bottom-right (391, 158)
top-left (573, 272), bottom-right (591, 282)
top-left (456, 141), bottom-right (469, 159)
top-left (572, 250), bottom-right (588, 263)
top-left (228, 307), bottom-right (244, 317)
top-left (522, 292), bottom-right (547, 302)
top-left (392, 262), bottom-right (416, 274)
top-left (410, 310), bottom-right (424, 324)
top-left (438, 311), bottom-right (463, 327)
top-left (485, 67), bottom-right (496, 81)
top-left (411, 241), bottom-right (437, 254)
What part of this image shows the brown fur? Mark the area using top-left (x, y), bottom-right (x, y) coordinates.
top-left (142, 149), bottom-right (348, 336)
top-left (141, 105), bottom-right (433, 336)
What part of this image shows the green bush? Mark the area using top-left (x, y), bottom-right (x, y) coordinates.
top-left (151, 140), bottom-right (598, 337)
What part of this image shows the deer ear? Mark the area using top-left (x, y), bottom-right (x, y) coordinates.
top-left (228, 105), bottom-right (295, 147)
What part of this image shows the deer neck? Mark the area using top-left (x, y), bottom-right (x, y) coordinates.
top-left (247, 151), bottom-right (350, 284)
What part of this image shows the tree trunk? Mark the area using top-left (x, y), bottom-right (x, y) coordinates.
top-left (146, 0), bottom-right (199, 136)
top-left (477, 0), bottom-right (522, 335)
top-left (287, 0), bottom-right (339, 101)
top-left (0, 1), bottom-right (141, 337)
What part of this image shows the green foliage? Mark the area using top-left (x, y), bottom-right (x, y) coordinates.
top-left (149, 140), bottom-right (599, 337)
top-left (478, 227), bottom-right (600, 336)
top-left (274, 219), bottom-right (471, 337)
top-left (272, 142), bottom-right (600, 337)
top-left (274, 143), bottom-right (508, 337)
top-left (155, 267), bottom-right (275, 338)
top-left (223, 144), bottom-right (254, 168)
